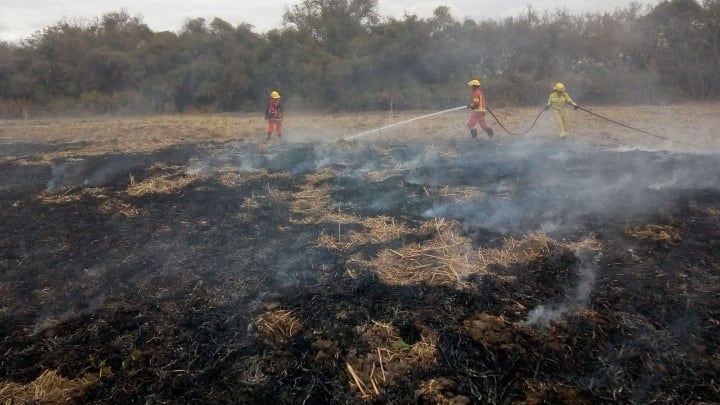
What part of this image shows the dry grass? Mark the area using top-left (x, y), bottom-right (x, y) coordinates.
top-left (218, 170), bottom-right (246, 187)
top-left (264, 184), bottom-right (292, 200)
top-left (332, 103), bottom-right (719, 153)
top-left (318, 216), bottom-right (409, 251)
top-left (369, 219), bottom-right (476, 288)
top-left (290, 183), bottom-right (333, 223)
top-left (0, 106), bottom-right (717, 403)
top-left (626, 224), bottom-right (681, 243)
top-left (475, 233), bottom-right (602, 280)
top-left (125, 174), bottom-right (197, 196)
top-left (366, 221), bottom-right (601, 288)
top-left (373, 221), bottom-right (553, 288)
top-left (562, 238), bottom-right (604, 253)
top-left (698, 206), bottom-right (720, 217)
top-left (37, 186), bottom-right (143, 217)
top-left (98, 199), bottom-right (142, 217)
top-left (430, 185), bottom-right (485, 202)
top-left (290, 169), bottom-right (361, 225)
top-left (219, 170), bottom-right (286, 187)
top-left (2, 104), bottom-right (717, 160)
top-left (318, 210), bottom-right (360, 225)
top-left (415, 377), bottom-right (470, 404)
top-left (361, 216), bottom-right (409, 243)
top-left (0, 113), bottom-right (264, 159)
top-left (477, 231), bottom-right (552, 269)
top-left (304, 168), bottom-right (337, 186)
top-left (36, 187), bottom-right (108, 204)
top-left (363, 170), bottom-right (402, 182)
top-left (0, 368), bottom-right (107, 403)
top-left (485, 103), bottom-right (719, 153)
top-left (345, 320), bottom-right (438, 398)
top-left (317, 232), bottom-right (356, 251)
top-left (254, 309), bottom-right (303, 346)
top-left (240, 195), bottom-right (262, 211)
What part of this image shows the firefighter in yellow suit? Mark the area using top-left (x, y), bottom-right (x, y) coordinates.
top-left (546, 82), bottom-right (579, 137)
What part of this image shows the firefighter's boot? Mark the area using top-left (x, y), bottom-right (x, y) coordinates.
top-left (485, 128), bottom-right (494, 139)
top-left (470, 128), bottom-right (478, 138)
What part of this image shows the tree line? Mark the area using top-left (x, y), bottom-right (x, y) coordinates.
top-left (0, 0), bottom-right (718, 117)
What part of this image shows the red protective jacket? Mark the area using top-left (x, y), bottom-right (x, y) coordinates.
top-left (469, 87), bottom-right (486, 112)
top-left (265, 99), bottom-right (283, 120)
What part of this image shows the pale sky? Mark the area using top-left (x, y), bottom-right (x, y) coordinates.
top-left (1, 0), bottom-right (660, 43)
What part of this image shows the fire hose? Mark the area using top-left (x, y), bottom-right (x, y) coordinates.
top-left (488, 105), bottom-right (698, 148)
top-left (487, 106), bottom-right (546, 136)
top-left (575, 106), bottom-right (667, 140)
top-left (575, 106), bottom-right (701, 148)
top-left (345, 104), bottom-right (696, 148)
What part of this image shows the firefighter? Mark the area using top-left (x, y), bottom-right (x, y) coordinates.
top-left (546, 82), bottom-right (579, 137)
top-left (466, 79), bottom-right (494, 139)
top-left (265, 90), bottom-right (283, 141)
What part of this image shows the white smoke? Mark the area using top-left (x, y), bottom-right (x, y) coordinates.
top-left (522, 304), bottom-right (569, 328)
top-left (523, 248), bottom-right (598, 328)
top-left (46, 159), bottom-right (88, 192)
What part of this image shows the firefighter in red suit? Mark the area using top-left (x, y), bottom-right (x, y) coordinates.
top-left (265, 90), bottom-right (283, 141)
top-left (466, 79), bottom-right (494, 139)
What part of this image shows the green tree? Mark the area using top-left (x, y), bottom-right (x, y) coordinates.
top-left (79, 47), bottom-right (132, 92)
top-left (0, 42), bottom-right (15, 98)
top-left (283, 0), bottom-right (378, 56)
top-left (635, 0), bottom-right (718, 98)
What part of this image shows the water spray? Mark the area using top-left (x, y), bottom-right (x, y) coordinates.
top-left (342, 106), bottom-right (467, 141)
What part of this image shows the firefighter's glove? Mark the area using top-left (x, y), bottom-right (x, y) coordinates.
top-left (467, 104), bottom-right (473, 110)
top-left (543, 105), bottom-right (550, 111)
top-left (573, 104), bottom-right (580, 110)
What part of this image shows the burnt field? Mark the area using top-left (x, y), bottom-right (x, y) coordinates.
top-left (1, 111), bottom-right (720, 403)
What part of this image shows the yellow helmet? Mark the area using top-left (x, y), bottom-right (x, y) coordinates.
top-left (270, 91), bottom-right (281, 99)
top-left (553, 82), bottom-right (566, 92)
top-left (467, 79), bottom-right (481, 87)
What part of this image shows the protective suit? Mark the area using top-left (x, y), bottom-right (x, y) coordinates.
top-left (265, 91), bottom-right (283, 140)
top-left (547, 83), bottom-right (578, 137)
top-left (466, 79), bottom-right (494, 139)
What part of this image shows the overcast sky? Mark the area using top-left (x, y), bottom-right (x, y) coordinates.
top-left (1, 0), bottom-right (660, 43)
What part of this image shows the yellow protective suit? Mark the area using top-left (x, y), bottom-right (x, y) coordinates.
top-left (547, 91), bottom-right (577, 137)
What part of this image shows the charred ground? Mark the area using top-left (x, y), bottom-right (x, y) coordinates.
top-left (1, 128), bottom-right (719, 403)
